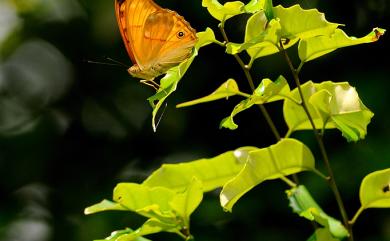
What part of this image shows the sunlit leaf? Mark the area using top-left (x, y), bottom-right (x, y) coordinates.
top-left (273, 4), bottom-right (340, 40)
top-left (299, 28), bottom-right (386, 62)
top-left (307, 228), bottom-right (340, 241)
top-left (202, 0), bottom-right (245, 21)
top-left (93, 180), bottom-right (205, 241)
top-left (226, 11), bottom-right (297, 61)
top-left (226, 13), bottom-right (285, 59)
top-left (116, 218), bottom-right (178, 241)
top-left (220, 138), bottom-right (315, 211)
top-left (84, 199), bottom-right (126, 215)
top-left (113, 183), bottom-right (176, 219)
top-left (143, 147), bottom-right (258, 192)
top-left (220, 76), bottom-right (290, 130)
top-left (170, 178), bottom-right (203, 225)
top-left (148, 28), bottom-right (217, 131)
top-left (283, 81), bottom-right (373, 142)
top-left (95, 228), bottom-right (151, 241)
top-left (360, 168), bottom-right (390, 209)
top-left (202, 0), bottom-right (267, 21)
top-left (227, 4), bottom-right (339, 61)
top-left (243, 0), bottom-right (266, 14)
top-left (177, 79), bottom-right (240, 108)
top-left (287, 185), bottom-right (349, 239)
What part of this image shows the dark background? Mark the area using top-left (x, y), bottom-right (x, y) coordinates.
top-left (0, 0), bottom-right (389, 240)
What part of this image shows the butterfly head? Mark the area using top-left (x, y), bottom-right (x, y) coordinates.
top-left (128, 64), bottom-right (157, 81)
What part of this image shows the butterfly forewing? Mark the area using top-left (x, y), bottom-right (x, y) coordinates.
top-left (116, 0), bottom-right (159, 65)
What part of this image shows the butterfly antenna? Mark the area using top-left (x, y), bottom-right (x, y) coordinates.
top-left (86, 59), bottom-right (124, 67)
top-left (155, 102), bottom-right (168, 130)
top-left (106, 57), bottom-right (129, 68)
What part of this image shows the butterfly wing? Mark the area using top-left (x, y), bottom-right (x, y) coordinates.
top-left (115, 0), bottom-right (197, 79)
top-left (146, 11), bottom-right (198, 68)
top-left (115, 0), bottom-right (160, 66)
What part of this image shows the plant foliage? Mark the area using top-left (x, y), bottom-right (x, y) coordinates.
top-left (85, 0), bottom-right (387, 241)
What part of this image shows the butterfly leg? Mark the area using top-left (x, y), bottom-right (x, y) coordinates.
top-left (140, 79), bottom-right (160, 90)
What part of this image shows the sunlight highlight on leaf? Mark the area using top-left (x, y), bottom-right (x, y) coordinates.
top-left (220, 139), bottom-right (315, 211)
top-left (283, 81), bottom-right (373, 141)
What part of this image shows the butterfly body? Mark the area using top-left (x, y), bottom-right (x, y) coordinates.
top-left (115, 0), bottom-right (198, 81)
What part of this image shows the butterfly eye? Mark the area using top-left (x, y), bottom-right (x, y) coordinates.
top-left (177, 31), bottom-right (185, 38)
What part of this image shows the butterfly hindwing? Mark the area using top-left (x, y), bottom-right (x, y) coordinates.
top-left (143, 11), bottom-right (175, 68)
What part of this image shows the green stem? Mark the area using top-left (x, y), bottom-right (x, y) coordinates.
top-left (349, 206), bottom-right (365, 225)
top-left (219, 22), bottom-right (281, 141)
top-left (285, 129), bottom-right (293, 138)
top-left (236, 91), bottom-right (252, 98)
top-left (280, 175), bottom-right (297, 187)
top-left (219, 23), bottom-right (301, 185)
top-left (279, 41), bottom-right (354, 241)
top-left (312, 168), bottom-right (329, 181)
top-left (297, 61), bottom-right (304, 74)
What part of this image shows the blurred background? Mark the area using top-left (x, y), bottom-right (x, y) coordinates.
top-left (0, 0), bottom-right (389, 241)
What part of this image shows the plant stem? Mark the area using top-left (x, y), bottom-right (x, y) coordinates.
top-left (219, 22), bottom-right (281, 141)
top-left (280, 175), bottom-right (297, 187)
top-left (279, 41), bottom-right (354, 240)
top-left (349, 206), bottom-right (364, 225)
top-left (219, 23), bottom-right (301, 185)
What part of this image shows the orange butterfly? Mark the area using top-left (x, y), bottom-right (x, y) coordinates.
top-left (115, 0), bottom-right (198, 85)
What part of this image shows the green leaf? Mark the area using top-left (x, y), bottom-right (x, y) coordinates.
top-left (220, 76), bottom-right (289, 130)
top-left (273, 4), bottom-right (340, 40)
top-left (148, 28), bottom-right (217, 131)
top-left (143, 147), bottom-right (258, 192)
top-left (116, 218), bottom-right (178, 241)
top-left (226, 10), bottom-right (297, 61)
top-left (88, 181), bottom-right (204, 240)
top-left (202, 0), bottom-right (268, 21)
top-left (95, 228), bottom-right (151, 241)
top-left (170, 178), bottom-right (203, 226)
top-left (227, 3), bottom-right (341, 60)
top-left (220, 138), bottom-right (315, 211)
top-left (113, 183), bottom-right (176, 218)
top-left (176, 79), bottom-right (240, 108)
top-left (360, 168), bottom-right (390, 209)
top-left (299, 28), bottom-right (386, 62)
top-left (287, 185), bottom-right (349, 239)
top-left (226, 13), bottom-right (286, 59)
top-left (307, 228), bottom-right (340, 241)
top-left (202, 0), bottom-right (245, 21)
top-left (243, 0), bottom-right (266, 14)
top-left (283, 81), bottom-right (373, 141)
top-left (84, 199), bottom-right (126, 215)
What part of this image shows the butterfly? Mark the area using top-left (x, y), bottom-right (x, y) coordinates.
top-left (115, 0), bottom-right (198, 86)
